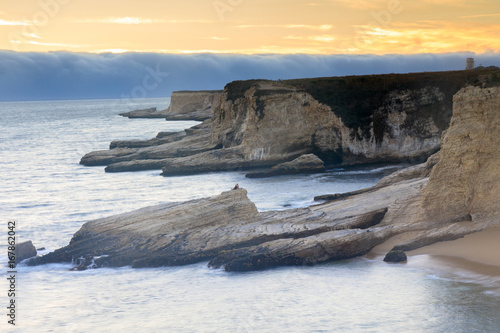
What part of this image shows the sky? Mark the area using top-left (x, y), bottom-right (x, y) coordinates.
top-left (0, 0), bottom-right (499, 101)
top-left (2, 0), bottom-right (500, 54)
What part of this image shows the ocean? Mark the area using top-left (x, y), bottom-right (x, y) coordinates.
top-left (1, 98), bottom-right (499, 332)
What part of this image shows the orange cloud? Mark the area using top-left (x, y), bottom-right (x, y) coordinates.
top-left (339, 21), bottom-right (500, 54)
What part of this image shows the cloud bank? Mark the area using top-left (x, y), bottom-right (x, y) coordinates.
top-left (0, 51), bottom-right (499, 101)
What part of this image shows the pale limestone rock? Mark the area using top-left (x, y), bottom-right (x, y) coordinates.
top-left (164, 90), bottom-right (222, 120)
top-left (422, 86), bottom-right (500, 224)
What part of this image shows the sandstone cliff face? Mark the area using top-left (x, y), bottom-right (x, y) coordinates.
top-left (81, 70), bottom-right (499, 175)
top-left (210, 82), bottom-right (449, 166)
top-left (165, 90), bottom-right (222, 120)
top-left (33, 86), bottom-right (500, 272)
top-left (422, 86), bottom-right (500, 224)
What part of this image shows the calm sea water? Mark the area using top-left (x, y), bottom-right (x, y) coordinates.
top-left (1, 99), bottom-right (499, 332)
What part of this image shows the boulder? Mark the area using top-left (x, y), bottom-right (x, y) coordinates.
top-left (15, 241), bottom-right (37, 264)
top-left (383, 250), bottom-right (407, 263)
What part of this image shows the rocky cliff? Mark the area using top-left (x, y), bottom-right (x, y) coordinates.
top-left (164, 90), bottom-right (222, 120)
top-left (30, 86), bottom-right (500, 271)
top-left (422, 86), bottom-right (500, 224)
top-left (119, 107), bottom-right (169, 119)
top-left (118, 90), bottom-right (221, 120)
top-left (210, 81), bottom-right (447, 167)
top-left (80, 69), bottom-right (499, 175)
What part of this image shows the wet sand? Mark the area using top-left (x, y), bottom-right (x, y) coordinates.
top-left (407, 225), bottom-right (500, 268)
top-left (368, 225), bottom-right (500, 281)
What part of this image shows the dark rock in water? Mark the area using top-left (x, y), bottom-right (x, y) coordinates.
top-left (36, 247), bottom-right (46, 251)
top-left (245, 154), bottom-right (325, 178)
top-left (383, 250), bottom-right (407, 263)
top-left (15, 241), bottom-right (37, 264)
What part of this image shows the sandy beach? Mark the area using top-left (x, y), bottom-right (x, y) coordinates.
top-left (368, 226), bottom-right (500, 289)
top-left (407, 226), bottom-right (500, 267)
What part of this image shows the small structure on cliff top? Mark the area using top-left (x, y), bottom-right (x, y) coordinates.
top-left (466, 58), bottom-right (475, 70)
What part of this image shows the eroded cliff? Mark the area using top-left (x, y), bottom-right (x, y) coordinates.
top-left (118, 90), bottom-right (221, 120)
top-left (422, 86), bottom-right (500, 224)
top-left (210, 81), bottom-right (449, 166)
top-left (81, 69), bottom-right (499, 175)
top-left (165, 90), bottom-right (222, 120)
top-left (30, 86), bottom-right (500, 271)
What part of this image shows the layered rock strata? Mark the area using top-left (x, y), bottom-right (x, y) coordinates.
top-left (119, 107), bottom-right (169, 119)
top-left (245, 154), bottom-right (325, 178)
top-left (82, 70), bottom-right (499, 176)
top-left (164, 90), bottom-right (222, 121)
top-left (80, 121), bottom-right (217, 170)
top-left (119, 90), bottom-right (221, 121)
top-left (29, 87), bottom-right (500, 272)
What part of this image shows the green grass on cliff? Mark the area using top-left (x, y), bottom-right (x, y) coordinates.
top-left (224, 80), bottom-right (273, 102)
top-left (283, 68), bottom-right (500, 133)
top-left (223, 68), bottom-right (500, 142)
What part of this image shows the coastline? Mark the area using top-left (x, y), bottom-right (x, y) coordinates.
top-left (407, 225), bottom-right (500, 269)
top-left (368, 226), bottom-right (500, 293)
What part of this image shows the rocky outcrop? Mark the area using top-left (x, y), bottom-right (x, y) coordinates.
top-left (15, 241), bottom-right (37, 264)
top-left (119, 107), bottom-right (170, 119)
top-left (27, 187), bottom-right (396, 270)
top-left (313, 151), bottom-right (440, 202)
top-left (245, 154), bottom-right (325, 178)
top-left (80, 121), bottom-right (219, 170)
top-left (119, 90), bottom-right (221, 120)
top-left (383, 250), bottom-right (407, 263)
top-left (31, 86), bottom-right (500, 272)
top-left (163, 90), bottom-right (222, 121)
top-left (80, 69), bottom-right (499, 176)
top-left (109, 131), bottom-right (186, 149)
top-left (421, 86), bottom-right (500, 224)
top-left (211, 82), bottom-right (448, 168)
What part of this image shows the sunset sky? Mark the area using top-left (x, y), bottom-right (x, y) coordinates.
top-left (2, 0), bottom-right (500, 54)
top-left (1, 0), bottom-right (499, 101)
